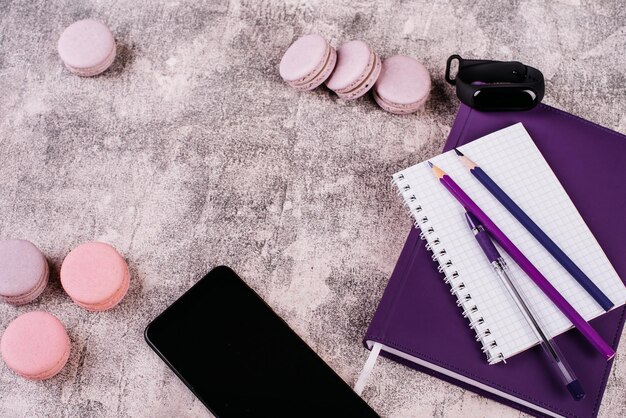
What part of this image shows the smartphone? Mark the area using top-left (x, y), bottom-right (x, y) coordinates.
top-left (145, 266), bottom-right (379, 417)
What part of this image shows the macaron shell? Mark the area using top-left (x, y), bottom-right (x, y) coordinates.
top-left (373, 55), bottom-right (431, 112)
top-left (336, 53), bottom-right (381, 100)
top-left (27, 338), bottom-right (70, 381)
top-left (3, 262), bottom-right (49, 305)
top-left (373, 88), bottom-right (429, 115)
top-left (57, 19), bottom-right (116, 75)
top-left (61, 242), bottom-right (130, 309)
top-left (288, 45), bottom-right (337, 91)
top-left (279, 34), bottom-right (329, 83)
top-left (0, 239), bottom-right (49, 304)
top-left (325, 40), bottom-right (374, 92)
top-left (74, 268), bottom-right (130, 312)
top-left (65, 43), bottom-right (117, 77)
top-left (1, 311), bottom-right (70, 380)
top-left (39, 346), bottom-right (70, 380)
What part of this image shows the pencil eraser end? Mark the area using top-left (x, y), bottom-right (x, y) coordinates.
top-left (567, 380), bottom-right (585, 401)
top-left (602, 301), bottom-right (615, 312)
top-left (604, 346), bottom-right (616, 361)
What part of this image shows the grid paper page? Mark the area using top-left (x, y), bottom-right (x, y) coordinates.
top-left (393, 123), bottom-right (626, 361)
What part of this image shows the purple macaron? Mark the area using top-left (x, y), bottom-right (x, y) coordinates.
top-left (279, 34), bottom-right (337, 91)
top-left (325, 40), bottom-right (381, 100)
top-left (0, 240), bottom-right (49, 305)
top-left (373, 55), bottom-right (431, 114)
top-left (57, 19), bottom-right (116, 77)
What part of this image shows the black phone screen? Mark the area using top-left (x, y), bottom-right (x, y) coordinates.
top-left (145, 266), bottom-right (379, 417)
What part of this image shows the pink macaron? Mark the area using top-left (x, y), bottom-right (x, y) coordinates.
top-left (325, 40), bottom-right (381, 100)
top-left (279, 34), bottom-right (337, 91)
top-left (373, 55), bottom-right (431, 114)
top-left (57, 19), bottom-right (116, 77)
top-left (0, 239), bottom-right (49, 305)
top-left (60, 242), bottom-right (130, 311)
top-left (1, 311), bottom-right (70, 380)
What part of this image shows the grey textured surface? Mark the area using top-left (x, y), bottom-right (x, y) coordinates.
top-left (1, 0), bottom-right (625, 416)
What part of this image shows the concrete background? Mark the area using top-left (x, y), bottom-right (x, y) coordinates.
top-left (1, 0), bottom-right (625, 416)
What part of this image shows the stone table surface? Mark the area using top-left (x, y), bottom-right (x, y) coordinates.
top-left (1, 0), bottom-right (625, 417)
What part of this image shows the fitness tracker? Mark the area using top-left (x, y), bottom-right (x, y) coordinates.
top-left (445, 55), bottom-right (545, 111)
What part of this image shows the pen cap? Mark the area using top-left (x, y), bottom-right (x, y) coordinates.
top-left (466, 212), bottom-right (501, 263)
top-left (567, 380), bottom-right (585, 401)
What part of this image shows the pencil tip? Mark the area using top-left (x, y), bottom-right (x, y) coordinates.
top-left (567, 380), bottom-right (586, 401)
top-left (457, 151), bottom-right (477, 170)
top-left (428, 162), bottom-right (446, 178)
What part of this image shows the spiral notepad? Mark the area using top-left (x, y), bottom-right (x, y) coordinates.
top-left (393, 123), bottom-right (626, 363)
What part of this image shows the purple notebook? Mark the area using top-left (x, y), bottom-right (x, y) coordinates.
top-left (364, 104), bottom-right (626, 418)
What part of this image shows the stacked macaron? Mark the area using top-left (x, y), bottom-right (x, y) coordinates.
top-left (325, 40), bottom-right (381, 100)
top-left (280, 35), bottom-right (431, 114)
top-left (57, 19), bottom-right (116, 77)
top-left (1, 311), bottom-right (71, 380)
top-left (279, 34), bottom-right (337, 91)
top-left (373, 55), bottom-right (431, 114)
top-left (60, 242), bottom-right (130, 311)
top-left (0, 240), bottom-right (49, 305)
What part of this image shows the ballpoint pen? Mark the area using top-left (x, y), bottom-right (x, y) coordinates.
top-left (428, 161), bottom-right (615, 360)
top-left (465, 211), bottom-right (585, 400)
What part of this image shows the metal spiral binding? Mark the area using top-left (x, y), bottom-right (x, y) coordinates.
top-left (391, 174), bottom-right (504, 364)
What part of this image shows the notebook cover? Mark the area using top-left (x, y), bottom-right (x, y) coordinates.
top-left (364, 103), bottom-right (626, 418)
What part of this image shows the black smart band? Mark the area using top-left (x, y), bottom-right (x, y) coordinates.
top-left (445, 55), bottom-right (545, 111)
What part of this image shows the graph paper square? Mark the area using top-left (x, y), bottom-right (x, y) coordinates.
top-left (393, 123), bottom-right (626, 361)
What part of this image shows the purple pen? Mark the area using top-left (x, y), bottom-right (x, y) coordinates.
top-left (466, 211), bottom-right (585, 400)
